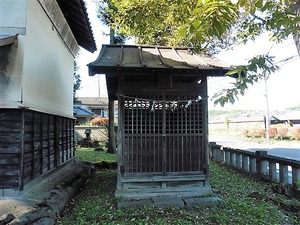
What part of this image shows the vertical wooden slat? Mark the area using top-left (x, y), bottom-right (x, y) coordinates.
top-left (189, 101), bottom-right (192, 171)
top-left (153, 100), bottom-right (156, 172)
top-left (63, 117), bottom-right (65, 163)
top-left (140, 97), bottom-right (143, 172)
top-left (54, 116), bottom-right (59, 168)
top-left (19, 110), bottom-right (25, 191)
top-left (65, 118), bottom-right (67, 162)
top-left (71, 119), bottom-right (75, 158)
top-left (167, 100), bottom-right (170, 172)
top-left (130, 100), bottom-right (134, 173)
top-left (69, 119), bottom-right (72, 159)
top-left (31, 112), bottom-right (35, 179)
top-left (162, 93), bottom-right (166, 175)
top-left (47, 114), bottom-right (51, 171)
top-left (68, 118), bottom-right (70, 160)
top-left (40, 113), bottom-right (43, 174)
top-left (66, 118), bottom-right (69, 161)
top-left (148, 100), bottom-right (152, 172)
top-left (59, 117), bottom-right (62, 164)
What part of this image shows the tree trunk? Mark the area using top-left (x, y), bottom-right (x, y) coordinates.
top-left (110, 27), bottom-right (115, 45)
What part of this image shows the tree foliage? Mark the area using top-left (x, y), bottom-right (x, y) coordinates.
top-left (73, 60), bottom-right (81, 99)
top-left (102, 0), bottom-right (300, 106)
top-left (212, 54), bottom-right (279, 106)
top-left (97, 0), bottom-right (126, 44)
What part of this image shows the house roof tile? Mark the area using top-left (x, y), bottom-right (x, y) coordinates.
top-left (73, 106), bottom-right (95, 117)
top-left (75, 97), bottom-right (108, 106)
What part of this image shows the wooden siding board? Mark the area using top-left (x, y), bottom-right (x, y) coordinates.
top-left (0, 111), bottom-right (22, 122)
top-left (0, 109), bottom-right (75, 190)
top-left (0, 143), bottom-right (19, 154)
top-left (0, 132), bottom-right (22, 143)
top-left (0, 176), bottom-right (19, 188)
top-left (0, 165), bottom-right (19, 176)
top-left (0, 111), bottom-right (22, 190)
top-left (0, 154), bottom-right (20, 165)
top-left (0, 123), bottom-right (22, 132)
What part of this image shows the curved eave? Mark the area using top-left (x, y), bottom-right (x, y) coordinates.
top-left (57, 0), bottom-right (97, 53)
top-left (88, 44), bottom-right (234, 77)
top-left (88, 64), bottom-right (230, 77)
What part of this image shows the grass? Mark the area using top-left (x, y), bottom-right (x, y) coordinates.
top-left (75, 147), bottom-right (117, 163)
top-left (58, 147), bottom-right (300, 225)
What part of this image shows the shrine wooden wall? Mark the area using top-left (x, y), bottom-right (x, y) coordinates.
top-left (0, 109), bottom-right (74, 192)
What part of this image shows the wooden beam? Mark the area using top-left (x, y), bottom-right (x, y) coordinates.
top-left (108, 97), bottom-right (116, 154)
top-left (202, 76), bottom-right (209, 182)
top-left (123, 81), bottom-right (204, 94)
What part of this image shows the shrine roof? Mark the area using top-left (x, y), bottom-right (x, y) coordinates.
top-left (88, 45), bottom-right (232, 76)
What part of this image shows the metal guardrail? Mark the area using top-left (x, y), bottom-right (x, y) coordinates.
top-left (210, 142), bottom-right (300, 196)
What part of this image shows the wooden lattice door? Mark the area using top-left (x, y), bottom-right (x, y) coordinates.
top-left (122, 94), bottom-right (204, 175)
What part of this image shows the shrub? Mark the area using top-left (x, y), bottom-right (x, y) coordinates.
top-left (91, 117), bottom-right (109, 127)
top-left (257, 128), bottom-right (265, 138)
top-left (247, 129), bottom-right (257, 137)
top-left (290, 127), bottom-right (300, 140)
top-left (268, 127), bottom-right (277, 138)
top-left (242, 129), bottom-right (249, 136)
top-left (277, 127), bottom-right (288, 140)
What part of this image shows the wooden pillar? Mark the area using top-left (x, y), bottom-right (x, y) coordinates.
top-left (117, 96), bottom-right (124, 190)
top-left (117, 74), bottom-right (125, 190)
top-left (108, 97), bottom-right (116, 154)
top-left (202, 76), bottom-right (208, 174)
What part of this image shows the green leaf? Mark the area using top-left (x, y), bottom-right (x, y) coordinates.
top-left (226, 68), bottom-right (243, 75)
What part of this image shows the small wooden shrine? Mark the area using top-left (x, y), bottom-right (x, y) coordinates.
top-left (89, 45), bottom-right (231, 199)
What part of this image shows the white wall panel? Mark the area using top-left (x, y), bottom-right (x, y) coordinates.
top-left (0, 0), bottom-right (26, 34)
top-left (22, 0), bottom-right (74, 117)
top-left (0, 37), bottom-right (25, 107)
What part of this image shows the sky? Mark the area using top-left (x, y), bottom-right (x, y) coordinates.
top-left (76, 1), bottom-right (300, 112)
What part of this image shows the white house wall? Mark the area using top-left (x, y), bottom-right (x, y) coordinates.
top-left (22, 0), bottom-right (74, 118)
top-left (0, 0), bottom-right (26, 35)
top-left (0, 0), bottom-right (26, 107)
top-left (0, 38), bottom-right (25, 107)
